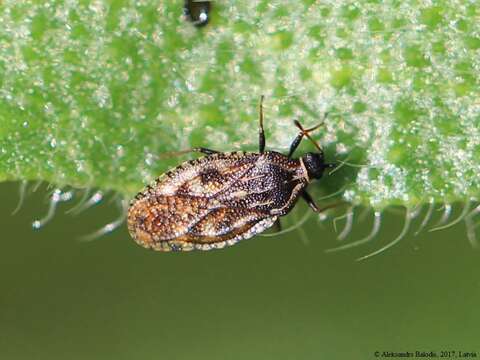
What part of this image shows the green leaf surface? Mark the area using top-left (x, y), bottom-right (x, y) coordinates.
top-left (0, 0), bottom-right (479, 208)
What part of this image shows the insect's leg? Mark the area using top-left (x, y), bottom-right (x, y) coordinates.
top-left (191, 147), bottom-right (220, 155)
top-left (258, 95), bottom-right (266, 153)
top-left (288, 114), bottom-right (328, 158)
top-left (184, 1), bottom-right (211, 27)
top-left (287, 133), bottom-right (304, 159)
top-left (287, 121), bottom-right (322, 158)
top-left (273, 218), bottom-right (282, 232)
top-left (302, 191), bottom-right (342, 213)
top-left (302, 191), bottom-right (321, 212)
top-left (159, 147), bottom-right (220, 159)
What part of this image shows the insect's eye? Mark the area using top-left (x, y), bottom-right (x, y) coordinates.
top-left (184, 1), bottom-right (212, 28)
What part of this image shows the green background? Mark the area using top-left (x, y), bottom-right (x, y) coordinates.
top-left (1, 181), bottom-right (479, 360)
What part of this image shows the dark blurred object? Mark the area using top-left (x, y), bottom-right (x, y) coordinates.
top-left (184, 1), bottom-right (211, 27)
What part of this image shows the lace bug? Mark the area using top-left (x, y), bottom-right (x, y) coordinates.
top-left (127, 97), bottom-right (336, 251)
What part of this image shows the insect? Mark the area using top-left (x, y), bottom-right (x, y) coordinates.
top-left (183, 0), bottom-right (211, 27)
top-left (127, 97), bottom-right (336, 252)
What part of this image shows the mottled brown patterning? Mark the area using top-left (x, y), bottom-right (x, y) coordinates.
top-left (127, 97), bottom-right (335, 252)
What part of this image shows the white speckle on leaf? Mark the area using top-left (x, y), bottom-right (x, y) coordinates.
top-left (93, 84), bottom-right (112, 109)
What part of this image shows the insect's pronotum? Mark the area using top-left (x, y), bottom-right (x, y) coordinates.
top-left (127, 97), bottom-right (337, 251)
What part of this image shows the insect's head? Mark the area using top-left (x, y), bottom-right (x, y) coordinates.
top-left (302, 152), bottom-right (331, 180)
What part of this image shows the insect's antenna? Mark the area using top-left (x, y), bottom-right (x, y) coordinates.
top-left (293, 116), bottom-right (326, 153)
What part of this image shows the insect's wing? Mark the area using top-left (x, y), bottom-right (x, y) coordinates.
top-left (177, 207), bottom-right (277, 250)
top-left (127, 152), bottom-right (299, 252)
top-left (128, 194), bottom-right (211, 245)
top-left (155, 153), bottom-right (258, 198)
top-left (128, 195), bottom-right (277, 251)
